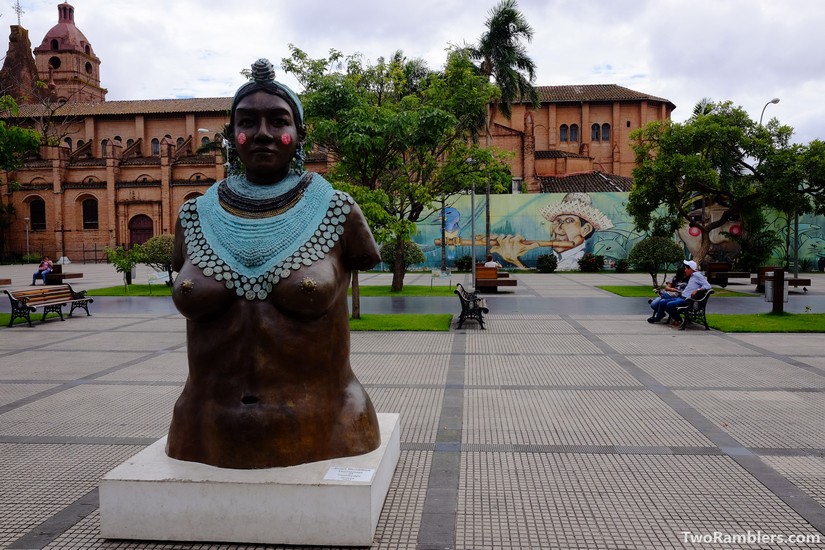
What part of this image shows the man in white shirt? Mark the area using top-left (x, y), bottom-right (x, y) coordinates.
top-left (664, 260), bottom-right (712, 326)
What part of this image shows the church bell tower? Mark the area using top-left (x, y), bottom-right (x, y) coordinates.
top-left (32, 2), bottom-right (107, 102)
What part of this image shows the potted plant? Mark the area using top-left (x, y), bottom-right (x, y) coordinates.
top-left (104, 244), bottom-right (142, 288)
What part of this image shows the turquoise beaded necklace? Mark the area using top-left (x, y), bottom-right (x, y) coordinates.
top-left (179, 172), bottom-right (353, 301)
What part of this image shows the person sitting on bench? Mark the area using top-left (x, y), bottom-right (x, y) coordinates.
top-left (648, 265), bottom-right (688, 323)
top-left (664, 260), bottom-right (712, 327)
top-left (31, 256), bottom-right (53, 286)
top-left (483, 254), bottom-right (502, 268)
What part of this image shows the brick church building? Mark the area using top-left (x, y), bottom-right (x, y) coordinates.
top-left (0, 2), bottom-right (674, 261)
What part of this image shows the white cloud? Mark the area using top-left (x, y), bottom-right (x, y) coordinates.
top-left (13, 0), bottom-right (825, 143)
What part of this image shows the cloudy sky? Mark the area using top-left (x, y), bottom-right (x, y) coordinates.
top-left (12, 0), bottom-right (824, 144)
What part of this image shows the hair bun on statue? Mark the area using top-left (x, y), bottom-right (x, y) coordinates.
top-left (250, 59), bottom-right (276, 83)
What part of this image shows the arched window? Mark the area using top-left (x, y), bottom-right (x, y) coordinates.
top-left (82, 198), bottom-right (99, 229)
top-left (85, 45), bottom-right (91, 55)
top-left (151, 138), bottom-right (160, 156)
top-left (101, 139), bottom-right (109, 157)
top-left (127, 139), bottom-right (135, 147)
top-left (591, 123), bottom-right (601, 142)
top-left (64, 137), bottom-right (72, 151)
top-left (77, 139), bottom-right (84, 148)
top-left (176, 137), bottom-right (185, 148)
top-left (560, 124), bottom-right (569, 143)
top-left (601, 123), bottom-right (611, 142)
top-left (570, 124), bottom-right (579, 143)
top-left (201, 136), bottom-right (210, 146)
top-left (30, 199), bottom-right (46, 231)
top-left (50, 39), bottom-right (59, 50)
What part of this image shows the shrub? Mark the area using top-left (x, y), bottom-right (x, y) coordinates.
top-left (536, 254), bottom-right (558, 273)
top-left (627, 236), bottom-right (684, 286)
top-left (140, 234), bottom-right (175, 285)
top-left (578, 252), bottom-right (605, 272)
top-left (614, 258), bottom-right (629, 273)
top-left (454, 255), bottom-right (473, 272)
top-left (798, 257), bottom-right (814, 272)
top-left (104, 244), bottom-right (142, 286)
top-left (379, 241), bottom-right (426, 268)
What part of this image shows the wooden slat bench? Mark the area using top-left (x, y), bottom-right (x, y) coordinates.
top-left (455, 283), bottom-right (489, 329)
top-left (475, 265), bottom-right (517, 292)
top-left (45, 264), bottom-right (83, 285)
top-left (764, 276), bottom-right (812, 290)
top-left (704, 262), bottom-right (750, 287)
top-left (752, 267), bottom-right (812, 292)
top-left (4, 284), bottom-right (94, 327)
top-left (751, 266), bottom-right (781, 292)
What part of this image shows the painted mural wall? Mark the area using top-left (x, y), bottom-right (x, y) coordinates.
top-left (410, 193), bottom-right (825, 272)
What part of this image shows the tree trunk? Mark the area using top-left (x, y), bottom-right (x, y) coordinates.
top-left (694, 231), bottom-right (712, 269)
top-left (351, 270), bottom-right (361, 320)
top-left (390, 237), bottom-right (405, 292)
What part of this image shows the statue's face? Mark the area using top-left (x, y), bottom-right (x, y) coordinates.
top-left (233, 91), bottom-right (300, 183)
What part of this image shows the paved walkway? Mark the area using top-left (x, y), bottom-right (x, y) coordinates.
top-left (1, 265), bottom-right (824, 549)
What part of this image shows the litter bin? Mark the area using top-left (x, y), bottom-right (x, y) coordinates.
top-left (764, 279), bottom-right (789, 302)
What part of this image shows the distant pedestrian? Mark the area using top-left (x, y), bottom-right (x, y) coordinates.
top-left (31, 256), bottom-right (53, 285)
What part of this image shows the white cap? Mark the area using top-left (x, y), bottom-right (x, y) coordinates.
top-left (683, 260), bottom-right (698, 271)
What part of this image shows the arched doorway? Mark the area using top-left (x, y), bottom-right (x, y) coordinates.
top-left (129, 214), bottom-right (153, 246)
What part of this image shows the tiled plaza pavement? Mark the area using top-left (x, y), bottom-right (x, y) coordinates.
top-left (1, 268), bottom-right (824, 549)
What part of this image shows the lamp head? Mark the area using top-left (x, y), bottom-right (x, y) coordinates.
top-left (770, 97), bottom-right (780, 104)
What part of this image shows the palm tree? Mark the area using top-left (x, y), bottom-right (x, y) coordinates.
top-left (470, 0), bottom-right (539, 255)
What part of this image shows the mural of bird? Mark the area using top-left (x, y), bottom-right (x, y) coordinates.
top-left (442, 207), bottom-right (461, 260)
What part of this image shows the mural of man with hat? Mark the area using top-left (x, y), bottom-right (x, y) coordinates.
top-left (491, 193), bottom-right (614, 270)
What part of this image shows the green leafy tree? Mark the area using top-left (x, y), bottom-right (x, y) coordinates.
top-left (282, 46), bottom-right (510, 291)
top-left (140, 234), bottom-right (175, 285)
top-left (627, 236), bottom-right (685, 287)
top-left (104, 244), bottom-right (142, 289)
top-left (468, 0), bottom-right (539, 255)
top-left (629, 100), bottom-right (795, 267)
top-left (379, 241), bottom-right (426, 268)
top-left (0, 95), bottom-right (41, 258)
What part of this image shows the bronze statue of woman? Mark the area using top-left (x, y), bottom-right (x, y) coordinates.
top-left (166, 59), bottom-right (380, 469)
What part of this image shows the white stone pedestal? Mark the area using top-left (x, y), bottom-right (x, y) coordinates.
top-left (100, 413), bottom-right (400, 546)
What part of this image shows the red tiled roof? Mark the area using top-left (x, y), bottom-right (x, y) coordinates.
top-left (539, 171), bottom-right (633, 193)
top-left (532, 84), bottom-right (674, 109)
top-left (535, 150), bottom-right (589, 160)
top-left (11, 97), bottom-right (232, 118)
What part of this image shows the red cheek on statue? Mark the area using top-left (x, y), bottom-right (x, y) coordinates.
top-left (237, 133), bottom-right (247, 145)
top-left (281, 134), bottom-right (292, 145)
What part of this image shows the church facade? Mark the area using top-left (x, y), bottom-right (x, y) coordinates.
top-left (0, 2), bottom-right (674, 261)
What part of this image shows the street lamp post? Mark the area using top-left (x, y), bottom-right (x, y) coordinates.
top-left (24, 217), bottom-right (29, 259)
top-left (466, 158), bottom-right (478, 289)
top-left (758, 99), bottom-right (796, 276)
top-left (759, 97), bottom-right (780, 126)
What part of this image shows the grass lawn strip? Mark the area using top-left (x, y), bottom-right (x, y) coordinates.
top-left (598, 285), bottom-right (756, 298)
